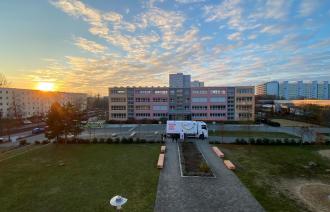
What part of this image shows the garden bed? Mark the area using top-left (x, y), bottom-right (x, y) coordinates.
top-left (179, 142), bottom-right (214, 177)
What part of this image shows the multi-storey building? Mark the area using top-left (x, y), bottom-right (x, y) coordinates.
top-left (0, 88), bottom-right (87, 119)
top-left (109, 86), bottom-right (255, 121)
top-left (191, 80), bottom-right (204, 87)
top-left (256, 80), bottom-right (330, 100)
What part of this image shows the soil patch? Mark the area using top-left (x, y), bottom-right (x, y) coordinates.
top-left (319, 150), bottom-right (330, 160)
top-left (179, 142), bottom-right (214, 177)
top-left (280, 179), bottom-right (330, 212)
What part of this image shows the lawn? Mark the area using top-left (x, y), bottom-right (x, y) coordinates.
top-left (209, 130), bottom-right (298, 138)
top-left (218, 144), bottom-right (330, 212)
top-left (0, 144), bottom-right (160, 212)
top-left (271, 119), bottom-right (318, 127)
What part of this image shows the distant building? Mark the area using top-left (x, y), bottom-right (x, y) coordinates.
top-left (108, 74), bottom-right (255, 121)
top-left (191, 80), bottom-right (204, 87)
top-left (0, 88), bottom-right (87, 119)
top-left (169, 73), bottom-right (191, 88)
top-left (256, 80), bottom-right (330, 100)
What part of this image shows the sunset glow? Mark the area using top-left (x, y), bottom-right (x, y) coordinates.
top-left (37, 82), bottom-right (55, 92)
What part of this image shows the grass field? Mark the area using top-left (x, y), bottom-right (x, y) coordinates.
top-left (0, 144), bottom-right (160, 212)
top-left (271, 119), bottom-right (318, 127)
top-left (209, 130), bottom-right (298, 138)
top-left (218, 144), bottom-right (330, 212)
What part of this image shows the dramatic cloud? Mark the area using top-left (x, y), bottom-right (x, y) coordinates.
top-left (22, 0), bottom-right (328, 94)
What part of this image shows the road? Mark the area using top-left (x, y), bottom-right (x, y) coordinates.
top-left (4, 123), bottom-right (329, 144)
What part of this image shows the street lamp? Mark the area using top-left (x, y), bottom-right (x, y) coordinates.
top-left (110, 195), bottom-right (127, 211)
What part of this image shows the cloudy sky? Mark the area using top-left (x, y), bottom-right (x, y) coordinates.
top-left (1, 0), bottom-right (330, 95)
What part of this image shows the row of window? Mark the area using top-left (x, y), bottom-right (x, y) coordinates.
top-left (111, 90), bottom-right (168, 95)
top-left (192, 89), bottom-right (226, 95)
top-left (191, 97), bottom-right (226, 103)
top-left (236, 88), bottom-right (254, 94)
top-left (236, 97), bottom-right (253, 102)
top-left (192, 113), bottom-right (226, 118)
top-left (191, 105), bottom-right (226, 110)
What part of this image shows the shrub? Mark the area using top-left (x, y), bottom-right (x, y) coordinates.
top-left (114, 138), bottom-right (120, 144)
top-left (99, 138), bottom-right (105, 143)
top-left (106, 138), bottom-right (113, 144)
top-left (256, 138), bottom-right (262, 144)
top-left (92, 138), bottom-right (98, 144)
top-left (135, 138), bottom-right (141, 143)
top-left (199, 162), bottom-right (210, 173)
top-left (128, 137), bottom-right (134, 144)
top-left (19, 140), bottom-right (27, 146)
top-left (35, 141), bottom-right (40, 145)
top-left (235, 138), bottom-right (240, 144)
top-left (121, 137), bottom-right (128, 144)
top-left (263, 138), bottom-right (270, 145)
top-left (275, 139), bottom-right (282, 145)
top-left (284, 138), bottom-right (289, 144)
top-left (140, 139), bottom-right (147, 143)
top-left (42, 140), bottom-right (49, 144)
top-left (249, 138), bottom-right (256, 144)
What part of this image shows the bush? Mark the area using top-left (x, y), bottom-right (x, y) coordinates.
top-left (106, 138), bottom-right (113, 144)
top-left (199, 162), bottom-right (211, 173)
top-left (114, 138), bottom-right (120, 144)
top-left (35, 141), bottom-right (41, 145)
top-left (99, 138), bottom-right (105, 143)
top-left (121, 137), bottom-right (129, 144)
top-left (19, 140), bottom-right (27, 146)
top-left (92, 138), bottom-right (98, 144)
top-left (42, 140), bottom-right (49, 145)
top-left (249, 138), bottom-right (256, 144)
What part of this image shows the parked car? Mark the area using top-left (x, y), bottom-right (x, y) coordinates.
top-left (23, 120), bottom-right (32, 125)
top-left (32, 127), bottom-right (45, 134)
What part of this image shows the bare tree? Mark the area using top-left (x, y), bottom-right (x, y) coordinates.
top-left (0, 73), bottom-right (10, 88)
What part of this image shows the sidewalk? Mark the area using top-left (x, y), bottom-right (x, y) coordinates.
top-left (154, 140), bottom-right (264, 212)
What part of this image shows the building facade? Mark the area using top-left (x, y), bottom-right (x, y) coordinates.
top-left (191, 80), bottom-right (204, 87)
top-left (0, 88), bottom-right (87, 119)
top-left (109, 86), bottom-right (255, 121)
top-left (256, 80), bottom-right (330, 100)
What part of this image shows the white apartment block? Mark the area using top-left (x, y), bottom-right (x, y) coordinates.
top-left (0, 88), bottom-right (87, 119)
top-left (256, 81), bottom-right (330, 100)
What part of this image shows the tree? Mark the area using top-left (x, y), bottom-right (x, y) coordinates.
top-left (46, 102), bottom-right (65, 142)
top-left (0, 73), bottom-right (10, 88)
top-left (46, 102), bottom-right (83, 142)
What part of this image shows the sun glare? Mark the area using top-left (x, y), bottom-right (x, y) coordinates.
top-left (37, 82), bottom-right (55, 91)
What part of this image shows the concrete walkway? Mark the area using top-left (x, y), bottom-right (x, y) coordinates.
top-left (154, 140), bottom-right (264, 212)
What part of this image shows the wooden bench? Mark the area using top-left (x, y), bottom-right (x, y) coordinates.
top-left (212, 146), bottom-right (224, 158)
top-left (157, 154), bottom-right (165, 169)
top-left (224, 160), bottom-right (235, 170)
top-left (160, 145), bottom-right (166, 153)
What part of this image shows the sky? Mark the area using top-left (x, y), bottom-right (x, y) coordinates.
top-left (1, 0), bottom-right (330, 95)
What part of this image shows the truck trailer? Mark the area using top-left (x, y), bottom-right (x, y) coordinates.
top-left (166, 121), bottom-right (208, 139)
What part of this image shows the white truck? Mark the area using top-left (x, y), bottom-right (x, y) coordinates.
top-left (166, 121), bottom-right (208, 139)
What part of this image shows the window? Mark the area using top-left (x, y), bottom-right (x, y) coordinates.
top-left (192, 97), bottom-right (207, 103)
top-left (153, 113), bottom-right (168, 117)
top-left (192, 113), bottom-right (207, 118)
top-left (153, 98), bottom-right (168, 102)
top-left (210, 90), bottom-right (226, 95)
top-left (111, 98), bottom-right (126, 102)
top-left (153, 105), bottom-right (168, 110)
top-left (210, 105), bottom-right (226, 110)
top-left (192, 90), bottom-right (208, 94)
top-left (111, 113), bottom-right (126, 118)
top-left (201, 125), bottom-right (207, 129)
top-left (210, 97), bottom-right (226, 103)
top-left (135, 90), bottom-right (151, 94)
top-left (135, 113), bottom-right (150, 117)
top-left (210, 113), bottom-right (226, 117)
top-left (154, 90), bottom-right (168, 94)
top-left (237, 88), bottom-right (254, 94)
top-left (135, 98), bottom-right (150, 102)
top-left (111, 105), bottom-right (126, 110)
top-left (111, 89), bottom-right (126, 94)
top-left (135, 105), bottom-right (150, 110)
top-left (192, 105), bottom-right (207, 110)
top-left (236, 97), bottom-right (253, 102)
top-left (236, 105), bottom-right (252, 110)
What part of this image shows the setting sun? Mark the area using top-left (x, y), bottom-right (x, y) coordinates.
top-left (37, 82), bottom-right (55, 91)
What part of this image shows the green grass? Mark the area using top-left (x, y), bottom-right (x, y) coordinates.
top-left (209, 130), bottom-right (298, 138)
top-left (0, 144), bottom-right (160, 212)
top-left (218, 144), bottom-right (330, 212)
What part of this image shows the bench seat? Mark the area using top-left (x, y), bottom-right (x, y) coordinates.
top-left (157, 154), bottom-right (165, 169)
top-left (212, 146), bottom-right (224, 158)
top-left (224, 160), bottom-right (235, 170)
top-left (161, 145), bottom-right (166, 153)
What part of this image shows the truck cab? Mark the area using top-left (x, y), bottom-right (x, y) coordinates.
top-left (166, 121), bottom-right (208, 139)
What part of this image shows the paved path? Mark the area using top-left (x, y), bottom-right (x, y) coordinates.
top-left (154, 140), bottom-right (264, 212)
